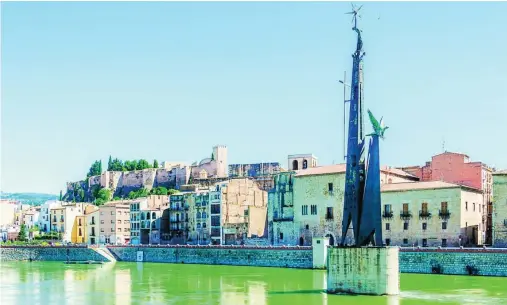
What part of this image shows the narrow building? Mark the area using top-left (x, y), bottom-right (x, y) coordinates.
top-left (493, 170), bottom-right (507, 247)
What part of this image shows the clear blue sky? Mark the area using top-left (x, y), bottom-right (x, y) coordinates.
top-left (2, 2), bottom-right (506, 194)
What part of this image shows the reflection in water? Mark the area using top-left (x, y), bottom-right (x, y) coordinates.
top-left (1, 262), bottom-right (506, 305)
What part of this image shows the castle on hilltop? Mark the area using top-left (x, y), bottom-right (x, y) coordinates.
top-left (64, 145), bottom-right (229, 201)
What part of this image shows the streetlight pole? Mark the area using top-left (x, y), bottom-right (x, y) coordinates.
top-left (339, 71), bottom-right (351, 161)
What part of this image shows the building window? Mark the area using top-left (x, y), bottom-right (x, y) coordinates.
top-left (422, 223), bottom-right (427, 230)
top-left (279, 232), bottom-right (284, 240)
top-left (473, 203), bottom-right (476, 211)
top-left (117, 228), bottom-right (121, 232)
top-left (465, 202), bottom-right (468, 211)
top-left (302, 205), bottom-right (308, 216)
top-left (101, 228), bottom-right (104, 232)
top-left (310, 205), bottom-right (317, 215)
top-left (328, 183), bottom-right (333, 192)
top-left (403, 222), bottom-right (409, 230)
top-left (479, 204), bottom-right (481, 212)
top-left (111, 211), bottom-right (114, 215)
top-left (421, 202), bottom-right (428, 213)
top-left (326, 207), bottom-right (334, 220)
top-left (403, 238), bottom-right (408, 244)
top-left (292, 160), bottom-right (299, 170)
top-left (111, 220), bottom-right (114, 224)
top-left (385, 239), bottom-right (391, 246)
top-left (305, 224), bottom-right (309, 230)
top-left (442, 222), bottom-right (447, 230)
top-left (402, 203), bottom-right (409, 213)
top-left (385, 223), bottom-right (390, 231)
top-left (442, 239), bottom-right (447, 247)
top-left (302, 159), bottom-right (308, 169)
top-left (111, 228), bottom-right (114, 232)
top-left (422, 239), bottom-right (428, 247)
top-left (78, 228), bottom-right (82, 236)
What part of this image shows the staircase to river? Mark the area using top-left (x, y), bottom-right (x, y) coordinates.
top-left (91, 246), bottom-right (117, 263)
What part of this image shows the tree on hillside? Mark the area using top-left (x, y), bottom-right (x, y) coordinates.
top-left (153, 159), bottom-right (159, 168)
top-left (109, 158), bottom-right (124, 171)
top-left (87, 160), bottom-right (102, 177)
top-left (167, 189), bottom-right (179, 195)
top-left (78, 189), bottom-right (85, 202)
top-left (108, 155), bottom-right (113, 171)
top-left (150, 186), bottom-right (168, 195)
top-left (137, 159), bottom-right (151, 170)
top-left (123, 160), bottom-right (138, 171)
top-left (18, 224), bottom-right (27, 242)
top-left (59, 190), bottom-right (63, 201)
top-left (96, 188), bottom-right (112, 202)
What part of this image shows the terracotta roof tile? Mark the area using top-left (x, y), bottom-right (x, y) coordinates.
top-left (381, 181), bottom-right (482, 193)
top-left (295, 164), bottom-right (417, 179)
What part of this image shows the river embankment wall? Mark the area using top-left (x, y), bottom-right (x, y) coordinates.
top-left (0, 246), bottom-right (108, 262)
top-left (108, 245), bottom-right (314, 268)
top-left (2, 246), bottom-right (507, 277)
top-left (399, 247), bottom-right (507, 277)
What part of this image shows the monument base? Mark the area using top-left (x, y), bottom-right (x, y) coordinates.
top-left (326, 246), bottom-right (399, 296)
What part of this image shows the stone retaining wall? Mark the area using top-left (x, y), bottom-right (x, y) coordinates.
top-left (399, 248), bottom-right (507, 277)
top-left (0, 246), bottom-right (108, 262)
top-left (107, 245), bottom-right (313, 269)
top-left (2, 246), bottom-right (507, 277)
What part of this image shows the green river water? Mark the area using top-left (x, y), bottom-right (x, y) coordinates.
top-left (0, 262), bottom-right (506, 305)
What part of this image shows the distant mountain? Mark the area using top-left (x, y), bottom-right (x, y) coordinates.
top-left (0, 192), bottom-right (58, 206)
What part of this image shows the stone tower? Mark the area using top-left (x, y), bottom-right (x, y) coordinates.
top-left (213, 145), bottom-right (228, 178)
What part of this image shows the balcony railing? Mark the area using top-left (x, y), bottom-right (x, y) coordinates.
top-left (419, 210), bottom-right (432, 219)
top-left (400, 211), bottom-right (412, 220)
top-left (273, 216), bottom-right (294, 222)
top-left (382, 211), bottom-right (394, 219)
top-left (438, 210), bottom-right (451, 219)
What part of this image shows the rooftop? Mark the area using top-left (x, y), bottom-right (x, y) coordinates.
top-left (288, 153), bottom-right (318, 159)
top-left (493, 169), bottom-right (507, 175)
top-left (294, 164), bottom-right (418, 179)
top-left (381, 181), bottom-right (482, 193)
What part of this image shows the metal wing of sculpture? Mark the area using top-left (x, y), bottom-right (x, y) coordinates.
top-left (366, 110), bottom-right (388, 139)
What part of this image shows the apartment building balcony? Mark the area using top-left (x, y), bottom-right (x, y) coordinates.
top-left (419, 210), bottom-right (432, 220)
top-left (400, 211), bottom-right (413, 220)
top-left (438, 210), bottom-right (451, 220)
top-left (382, 211), bottom-right (394, 219)
top-left (273, 216), bottom-right (294, 222)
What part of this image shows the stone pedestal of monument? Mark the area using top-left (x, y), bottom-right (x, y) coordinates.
top-left (326, 247), bottom-right (399, 296)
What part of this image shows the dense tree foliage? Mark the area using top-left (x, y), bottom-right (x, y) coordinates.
top-left (168, 189), bottom-right (179, 195)
top-left (128, 188), bottom-right (149, 199)
top-left (87, 160), bottom-right (102, 177)
top-left (107, 156), bottom-right (154, 171)
top-left (18, 224), bottom-right (27, 242)
top-left (94, 188), bottom-right (112, 206)
top-left (153, 159), bottom-right (159, 168)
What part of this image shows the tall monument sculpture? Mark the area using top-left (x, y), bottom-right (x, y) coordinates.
top-left (340, 4), bottom-right (387, 247)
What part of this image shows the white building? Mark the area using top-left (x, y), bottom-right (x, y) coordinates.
top-left (39, 200), bottom-right (63, 233)
top-left (50, 203), bottom-right (84, 243)
top-left (381, 181), bottom-right (484, 247)
top-left (129, 198), bottom-right (149, 245)
top-left (0, 200), bottom-right (17, 227)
